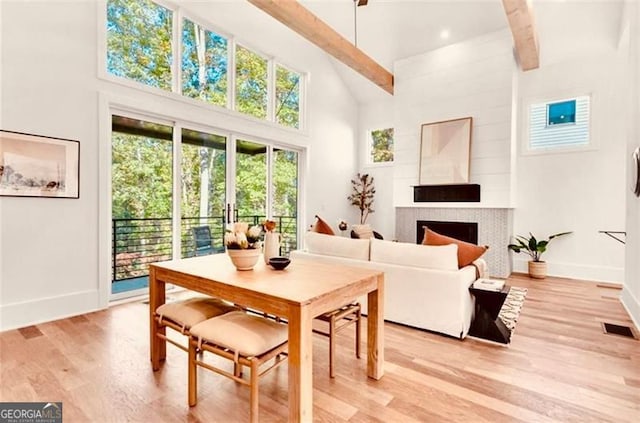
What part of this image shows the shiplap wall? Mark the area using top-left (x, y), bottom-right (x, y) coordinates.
top-left (392, 30), bottom-right (516, 208)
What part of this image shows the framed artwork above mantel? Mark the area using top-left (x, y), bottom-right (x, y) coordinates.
top-left (419, 117), bottom-right (472, 185)
top-left (0, 130), bottom-right (80, 198)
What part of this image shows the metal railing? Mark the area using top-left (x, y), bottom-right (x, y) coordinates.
top-left (112, 215), bottom-right (297, 282)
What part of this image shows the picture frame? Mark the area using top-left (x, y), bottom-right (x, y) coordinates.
top-left (0, 130), bottom-right (80, 198)
top-left (419, 117), bottom-right (472, 185)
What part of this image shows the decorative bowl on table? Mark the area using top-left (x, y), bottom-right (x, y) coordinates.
top-left (268, 257), bottom-right (291, 270)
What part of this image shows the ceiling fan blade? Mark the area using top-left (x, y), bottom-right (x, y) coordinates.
top-left (357, 0), bottom-right (368, 6)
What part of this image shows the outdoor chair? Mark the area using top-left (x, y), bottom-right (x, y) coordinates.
top-left (192, 225), bottom-right (214, 256)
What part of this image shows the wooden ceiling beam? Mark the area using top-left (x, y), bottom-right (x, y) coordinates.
top-left (501, 0), bottom-right (540, 71)
top-left (247, 0), bottom-right (394, 94)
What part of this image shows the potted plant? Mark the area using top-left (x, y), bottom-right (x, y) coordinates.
top-left (347, 173), bottom-right (375, 224)
top-left (224, 222), bottom-right (263, 270)
top-left (508, 232), bottom-right (572, 279)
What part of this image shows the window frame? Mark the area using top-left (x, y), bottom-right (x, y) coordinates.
top-left (522, 93), bottom-right (596, 156)
top-left (98, 0), bottom-right (307, 132)
top-left (274, 62), bottom-right (303, 130)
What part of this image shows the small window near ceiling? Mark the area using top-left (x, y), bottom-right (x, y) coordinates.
top-left (182, 19), bottom-right (228, 107)
top-left (529, 95), bottom-right (590, 151)
top-left (275, 65), bottom-right (301, 129)
top-left (106, 0), bottom-right (173, 90)
top-left (369, 128), bottom-right (394, 163)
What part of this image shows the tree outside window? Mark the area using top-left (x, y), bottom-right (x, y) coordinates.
top-left (182, 19), bottom-right (228, 107)
top-left (107, 0), bottom-right (173, 90)
top-left (370, 128), bottom-right (394, 163)
top-left (275, 65), bottom-right (300, 129)
top-left (235, 45), bottom-right (268, 119)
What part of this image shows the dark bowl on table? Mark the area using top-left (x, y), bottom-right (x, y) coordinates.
top-left (269, 257), bottom-right (291, 270)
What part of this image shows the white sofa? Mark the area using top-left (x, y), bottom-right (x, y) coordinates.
top-left (290, 232), bottom-right (484, 339)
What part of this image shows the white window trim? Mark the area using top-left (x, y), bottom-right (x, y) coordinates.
top-left (98, 91), bottom-right (307, 306)
top-left (521, 92), bottom-right (598, 156)
top-left (97, 0), bottom-right (307, 133)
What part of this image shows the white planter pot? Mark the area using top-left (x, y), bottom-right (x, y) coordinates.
top-left (227, 248), bottom-right (261, 271)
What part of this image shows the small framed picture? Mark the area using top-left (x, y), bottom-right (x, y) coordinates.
top-left (0, 130), bottom-right (80, 198)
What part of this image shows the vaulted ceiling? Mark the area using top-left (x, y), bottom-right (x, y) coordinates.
top-left (182, 0), bottom-right (624, 104)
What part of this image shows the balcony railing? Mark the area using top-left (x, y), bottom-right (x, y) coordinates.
top-left (112, 215), bottom-right (297, 282)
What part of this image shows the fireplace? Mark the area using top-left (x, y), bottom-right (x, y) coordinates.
top-left (397, 206), bottom-right (512, 278)
top-left (416, 220), bottom-right (478, 245)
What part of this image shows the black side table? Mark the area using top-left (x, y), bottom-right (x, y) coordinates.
top-left (469, 285), bottom-right (511, 344)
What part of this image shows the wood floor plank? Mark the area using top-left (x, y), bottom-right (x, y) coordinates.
top-left (1, 274), bottom-right (638, 422)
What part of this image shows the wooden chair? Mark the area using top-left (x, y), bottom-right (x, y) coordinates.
top-left (314, 302), bottom-right (362, 378)
top-left (154, 296), bottom-right (239, 353)
top-left (188, 310), bottom-right (288, 423)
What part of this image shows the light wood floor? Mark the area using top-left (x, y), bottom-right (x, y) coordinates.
top-left (1, 274), bottom-right (638, 422)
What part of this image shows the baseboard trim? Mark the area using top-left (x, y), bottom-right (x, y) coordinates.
top-left (0, 289), bottom-right (104, 332)
top-left (621, 286), bottom-right (640, 332)
top-left (512, 259), bottom-right (624, 283)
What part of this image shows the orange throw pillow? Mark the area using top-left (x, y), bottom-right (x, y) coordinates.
top-left (310, 215), bottom-right (335, 236)
top-left (422, 227), bottom-right (488, 268)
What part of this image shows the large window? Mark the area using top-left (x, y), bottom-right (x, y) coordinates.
top-left (182, 19), bottom-right (228, 107)
top-left (369, 128), bottom-right (394, 163)
top-left (235, 46), bottom-right (268, 120)
top-left (275, 65), bottom-right (301, 129)
top-left (528, 96), bottom-right (591, 152)
top-left (107, 0), bottom-right (173, 90)
top-left (105, 0), bottom-right (304, 130)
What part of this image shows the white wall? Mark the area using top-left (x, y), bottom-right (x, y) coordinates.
top-left (393, 30), bottom-right (516, 208)
top-left (358, 99), bottom-right (395, 239)
top-left (513, 55), bottom-right (627, 282)
top-left (0, 1), bottom-right (358, 331)
top-left (622, 0), bottom-right (640, 327)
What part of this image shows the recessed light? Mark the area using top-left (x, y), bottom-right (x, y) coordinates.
top-left (440, 29), bottom-right (450, 40)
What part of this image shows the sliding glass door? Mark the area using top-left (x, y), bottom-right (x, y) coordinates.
top-left (110, 114), bottom-right (302, 299)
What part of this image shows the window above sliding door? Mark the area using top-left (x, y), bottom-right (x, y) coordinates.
top-left (103, 0), bottom-right (305, 131)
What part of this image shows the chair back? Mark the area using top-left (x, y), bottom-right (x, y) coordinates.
top-left (193, 226), bottom-right (213, 254)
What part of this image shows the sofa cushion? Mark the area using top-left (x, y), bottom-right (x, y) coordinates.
top-left (370, 238), bottom-right (458, 271)
top-left (422, 227), bottom-right (488, 268)
top-left (310, 215), bottom-right (335, 235)
top-left (305, 231), bottom-right (370, 261)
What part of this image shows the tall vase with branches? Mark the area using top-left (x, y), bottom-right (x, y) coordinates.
top-left (348, 173), bottom-right (375, 224)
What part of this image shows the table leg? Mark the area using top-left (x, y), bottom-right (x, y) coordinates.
top-left (367, 274), bottom-right (385, 380)
top-left (288, 304), bottom-right (312, 422)
top-left (149, 266), bottom-right (166, 370)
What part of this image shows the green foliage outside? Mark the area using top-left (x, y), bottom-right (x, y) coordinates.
top-left (275, 65), bottom-right (301, 129)
top-left (371, 128), bottom-right (394, 163)
top-left (182, 19), bottom-right (228, 107)
top-left (112, 132), bottom-right (173, 219)
top-left (107, 0), bottom-right (173, 90)
top-left (235, 45), bottom-right (268, 119)
top-left (107, 0), bottom-right (301, 278)
top-left (107, 0), bottom-right (300, 129)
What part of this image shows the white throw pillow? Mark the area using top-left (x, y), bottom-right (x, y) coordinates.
top-left (370, 238), bottom-right (458, 271)
top-left (304, 232), bottom-right (370, 261)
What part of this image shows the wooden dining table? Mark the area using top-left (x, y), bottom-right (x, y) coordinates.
top-left (149, 253), bottom-right (385, 422)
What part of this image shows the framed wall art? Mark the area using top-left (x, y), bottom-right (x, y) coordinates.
top-left (419, 117), bottom-right (472, 185)
top-left (0, 130), bottom-right (80, 198)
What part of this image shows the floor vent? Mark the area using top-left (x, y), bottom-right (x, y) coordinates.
top-left (601, 322), bottom-right (637, 339)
